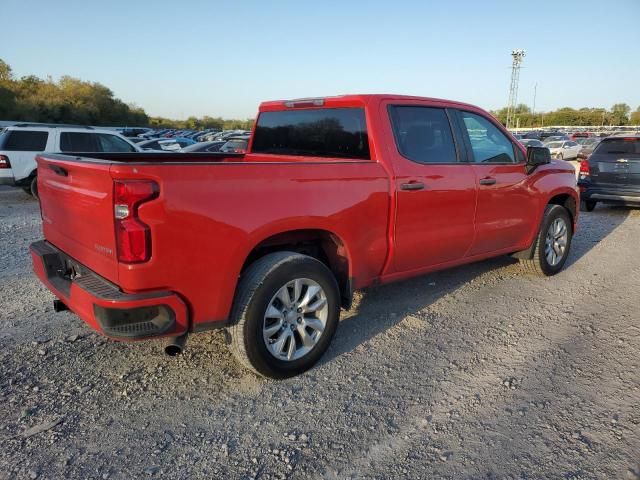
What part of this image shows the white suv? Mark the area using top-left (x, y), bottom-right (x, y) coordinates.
top-left (0, 124), bottom-right (140, 197)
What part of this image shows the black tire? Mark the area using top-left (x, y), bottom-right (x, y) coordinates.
top-left (580, 200), bottom-right (596, 212)
top-left (27, 176), bottom-right (38, 199)
top-left (227, 252), bottom-right (340, 379)
top-left (520, 204), bottom-right (573, 276)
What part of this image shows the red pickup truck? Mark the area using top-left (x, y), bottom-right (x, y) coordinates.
top-left (31, 94), bottom-right (578, 378)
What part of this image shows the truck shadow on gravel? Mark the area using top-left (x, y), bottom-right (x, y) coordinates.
top-left (323, 205), bottom-right (631, 365)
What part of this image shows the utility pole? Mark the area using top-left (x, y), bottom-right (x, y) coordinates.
top-left (506, 49), bottom-right (526, 130)
top-left (532, 82), bottom-right (537, 115)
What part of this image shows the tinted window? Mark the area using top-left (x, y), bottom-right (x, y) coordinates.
top-left (252, 108), bottom-right (370, 159)
top-left (460, 112), bottom-right (516, 163)
top-left (2, 130), bottom-right (49, 151)
top-left (60, 132), bottom-right (135, 152)
top-left (388, 106), bottom-right (457, 164)
top-left (594, 138), bottom-right (640, 155)
top-left (60, 132), bottom-right (100, 152)
top-left (96, 134), bottom-right (136, 152)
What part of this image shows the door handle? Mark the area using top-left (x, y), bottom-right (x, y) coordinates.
top-left (400, 181), bottom-right (425, 191)
top-left (479, 177), bottom-right (496, 185)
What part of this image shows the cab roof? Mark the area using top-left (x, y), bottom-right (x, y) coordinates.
top-left (259, 94), bottom-right (482, 112)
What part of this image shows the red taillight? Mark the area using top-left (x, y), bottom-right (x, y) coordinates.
top-left (114, 180), bottom-right (159, 263)
top-left (579, 160), bottom-right (590, 179)
top-left (0, 155), bottom-right (10, 168)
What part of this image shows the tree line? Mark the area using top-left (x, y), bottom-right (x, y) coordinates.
top-left (492, 103), bottom-right (640, 128)
top-left (2, 58), bottom-right (637, 129)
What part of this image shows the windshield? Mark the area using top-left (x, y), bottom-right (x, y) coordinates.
top-left (546, 142), bottom-right (563, 148)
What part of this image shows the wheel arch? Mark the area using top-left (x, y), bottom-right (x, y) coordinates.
top-left (512, 189), bottom-right (578, 260)
top-left (240, 228), bottom-right (354, 309)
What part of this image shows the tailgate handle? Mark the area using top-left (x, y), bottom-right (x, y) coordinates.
top-left (49, 165), bottom-right (68, 177)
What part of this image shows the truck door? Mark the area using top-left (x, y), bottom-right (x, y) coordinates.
top-left (454, 109), bottom-right (537, 255)
top-left (383, 102), bottom-right (477, 273)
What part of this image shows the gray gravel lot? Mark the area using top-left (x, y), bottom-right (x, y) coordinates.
top-left (0, 186), bottom-right (639, 480)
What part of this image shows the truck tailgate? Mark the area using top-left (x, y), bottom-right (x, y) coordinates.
top-left (37, 155), bottom-right (118, 283)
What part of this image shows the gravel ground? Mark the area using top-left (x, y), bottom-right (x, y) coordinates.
top-left (1, 186), bottom-right (639, 480)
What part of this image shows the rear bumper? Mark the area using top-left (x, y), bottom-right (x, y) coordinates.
top-left (0, 173), bottom-right (15, 185)
top-left (30, 240), bottom-right (189, 340)
top-left (580, 185), bottom-right (640, 205)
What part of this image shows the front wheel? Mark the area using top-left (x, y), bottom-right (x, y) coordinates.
top-left (520, 204), bottom-right (573, 276)
top-left (227, 252), bottom-right (340, 378)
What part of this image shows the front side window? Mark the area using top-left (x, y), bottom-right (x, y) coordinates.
top-left (252, 107), bottom-right (370, 159)
top-left (460, 112), bottom-right (516, 163)
top-left (60, 132), bottom-right (136, 152)
top-left (2, 130), bottom-right (49, 151)
top-left (388, 106), bottom-right (458, 164)
top-left (96, 134), bottom-right (136, 152)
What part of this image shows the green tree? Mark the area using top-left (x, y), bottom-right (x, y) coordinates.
top-left (611, 103), bottom-right (631, 125)
top-left (629, 106), bottom-right (640, 125)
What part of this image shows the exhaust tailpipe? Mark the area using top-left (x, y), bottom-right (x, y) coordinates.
top-left (164, 334), bottom-right (188, 356)
top-left (53, 300), bottom-right (69, 312)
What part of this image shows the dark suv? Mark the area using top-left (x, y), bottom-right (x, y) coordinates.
top-left (578, 135), bottom-right (640, 211)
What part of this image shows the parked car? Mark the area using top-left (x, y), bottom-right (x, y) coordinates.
top-left (570, 131), bottom-right (591, 140)
top-left (539, 131), bottom-right (565, 142)
top-left (576, 138), bottom-right (602, 160)
top-left (0, 124), bottom-right (139, 197)
top-left (520, 139), bottom-right (544, 147)
top-left (30, 94), bottom-right (578, 378)
top-left (578, 135), bottom-right (640, 211)
top-left (138, 137), bottom-right (196, 151)
top-left (543, 135), bottom-right (570, 144)
top-left (220, 135), bottom-right (250, 153)
top-left (545, 140), bottom-right (581, 160)
top-left (180, 141), bottom-right (226, 153)
top-left (121, 127), bottom-right (153, 137)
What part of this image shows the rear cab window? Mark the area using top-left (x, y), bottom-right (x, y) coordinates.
top-left (594, 138), bottom-right (640, 155)
top-left (251, 108), bottom-right (370, 159)
top-left (1, 130), bottom-right (49, 151)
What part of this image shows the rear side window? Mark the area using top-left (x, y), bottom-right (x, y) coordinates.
top-left (252, 108), bottom-right (370, 159)
top-left (388, 106), bottom-right (458, 164)
top-left (594, 138), bottom-right (640, 155)
top-left (60, 132), bottom-right (100, 152)
top-left (2, 130), bottom-right (49, 151)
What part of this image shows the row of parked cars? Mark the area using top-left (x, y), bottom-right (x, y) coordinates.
top-left (510, 129), bottom-right (640, 212)
top-left (119, 127), bottom-right (252, 154)
top-left (0, 123), bottom-right (253, 197)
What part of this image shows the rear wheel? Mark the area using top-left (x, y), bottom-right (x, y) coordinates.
top-left (227, 252), bottom-right (340, 378)
top-left (520, 204), bottom-right (572, 276)
top-left (581, 200), bottom-right (596, 212)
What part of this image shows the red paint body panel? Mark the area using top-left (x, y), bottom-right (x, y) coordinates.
top-left (32, 94), bottom-right (579, 339)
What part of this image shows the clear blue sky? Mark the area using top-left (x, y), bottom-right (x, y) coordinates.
top-left (2, 0), bottom-right (639, 119)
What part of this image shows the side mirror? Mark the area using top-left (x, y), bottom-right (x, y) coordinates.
top-left (526, 146), bottom-right (551, 173)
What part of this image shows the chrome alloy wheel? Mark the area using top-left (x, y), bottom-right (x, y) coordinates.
top-left (545, 217), bottom-right (568, 266)
top-left (263, 278), bottom-right (328, 361)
